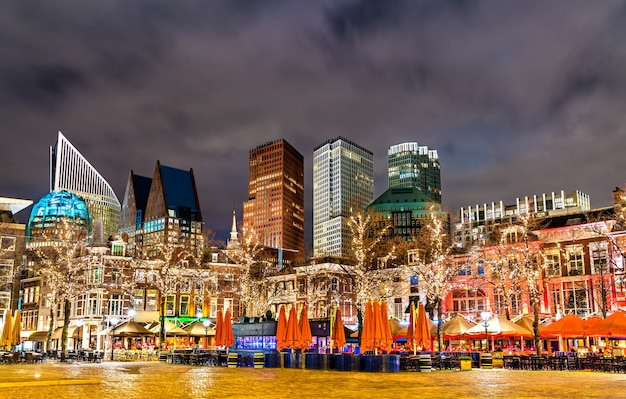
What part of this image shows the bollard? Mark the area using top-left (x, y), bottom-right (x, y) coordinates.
top-left (419, 353), bottom-right (432, 372)
top-left (253, 352), bottom-right (264, 369)
top-left (481, 352), bottom-right (493, 369)
top-left (227, 352), bottom-right (238, 368)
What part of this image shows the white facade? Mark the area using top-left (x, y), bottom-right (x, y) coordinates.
top-left (313, 137), bottom-right (373, 258)
top-left (50, 131), bottom-right (121, 240)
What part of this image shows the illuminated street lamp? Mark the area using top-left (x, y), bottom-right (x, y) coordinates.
top-left (202, 319), bottom-right (211, 348)
top-left (480, 311), bottom-right (491, 351)
top-left (109, 316), bottom-right (119, 361)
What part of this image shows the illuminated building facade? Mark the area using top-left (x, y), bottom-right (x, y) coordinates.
top-left (50, 131), bottom-right (121, 241)
top-left (313, 137), bottom-right (373, 258)
top-left (455, 190), bottom-right (591, 248)
top-left (122, 161), bottom-right (204, 258)
top-left (0, 198), bottom-right (32, 317)
top-left (388, 142), bottom-right (441, 203)
top-left (243, 139), bottom-right (304, 263)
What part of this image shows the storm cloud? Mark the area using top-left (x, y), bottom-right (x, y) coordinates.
top-left (2, 0), bottom-right (626, 242)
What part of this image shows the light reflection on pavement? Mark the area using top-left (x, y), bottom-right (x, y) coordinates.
top-left (1, 361), bottom-right (625, 399)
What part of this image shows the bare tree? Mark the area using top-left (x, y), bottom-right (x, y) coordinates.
top-left (404, 206), bottom-right (461, 351)
top-left (346, 210), bottom-right (398, 344)
top-left (507, 214), bottom-right (547, 356)
top-left (228, 228), bottom-right (272, 317)
top-left (28, 219), bottom-right (88, 360)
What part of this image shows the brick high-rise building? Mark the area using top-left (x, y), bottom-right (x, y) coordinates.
top-left (243, 139), bottom-right (304, 264)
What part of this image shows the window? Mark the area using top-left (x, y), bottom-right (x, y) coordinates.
top-left (165, 294), bottom-right (176, 316)
top-left (545, 253), bottom-right (561, 277)
top-left (133, 289), bottom-right (144, 310)
top-left (146, 289), bottom-right (158, 311)
top-left (179, 295), bottom-right (190, 316)
top-left (108, 294), bottom-right (123, 316)
top-left (563, 281), bottom-right (589, 316)
top-left (210, 298), bottom-right (218, 318)
top-left (223, 298), bottom-right (233, 313)
top-left (567, 248), bottom-right (584, 276)
top-left (451, 289), bottom-right (486, 313)
top-left (393, 298), bottom-right (403, 320)
top-left (87, 292), bottom-right (100, 316)
top-left (591, 246), bottom-right (608, 275)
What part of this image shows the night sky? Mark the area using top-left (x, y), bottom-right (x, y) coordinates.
top-left (2, 1), bottom-right (626, 243)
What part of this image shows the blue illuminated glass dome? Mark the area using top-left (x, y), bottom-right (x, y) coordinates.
top-left (27, 190), bottom-right (92, 238)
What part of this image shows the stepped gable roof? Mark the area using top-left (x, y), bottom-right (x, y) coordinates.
top-left (131, 173), bottom-right (152, 213)
top-left (369, 186), bottom-right (433, 206)
top-left (159, 164), bottom-right (201, 219)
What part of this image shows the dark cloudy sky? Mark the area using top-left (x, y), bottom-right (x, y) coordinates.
top-left (2, 0), bottom-right (626, 243)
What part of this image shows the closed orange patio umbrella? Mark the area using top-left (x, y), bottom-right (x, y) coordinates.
top-left (11, 310), bottom-right (21, 347)
top-left (379, 300), bottom-right (392, 353)
top-left (331, 307), bottom-right (346, 350)
top-left (406, 301), bottom-right (416, 354)
top-left (299, 304), bottom-right (312, 350)
top-left (222, 309), bottom-right (234, 348)
top-left (214, 310), bottom-right (224, 347)
top-left (361, 300), bottom-right (374, 352)
top-left (284, 306), bottom-right (302, 349)
top-left (414, 302), bottom-right (431, 350)
top-left (275, 305), bottom-right (288, 351)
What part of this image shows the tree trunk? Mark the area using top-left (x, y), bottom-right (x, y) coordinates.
top-left (436, 299), bottom-right (443, 352)
top-left (160, 296), bottom-right (166, 350)
top-left (356, 307), bottom-right (363, 346)
top-left (60, 298), bottom-right (71, 361)
top-left (533, 301), bottom-right (540, 356)
top-left (45, 311), bottom-right (55, 353)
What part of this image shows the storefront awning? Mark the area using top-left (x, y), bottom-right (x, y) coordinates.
top-left (28, 331), bottom-right (50, 342)
top-left (50, 326), bottom-right (78, 340)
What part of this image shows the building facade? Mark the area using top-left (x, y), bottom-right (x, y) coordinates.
top-left (313, 137), bottom-right (374, 258)
top-left (454, 190), bottom-right (591, 248)
top-left (243, 139), bottom-right (305, 263)
top-left (0, 198), bottom-right (32, 319)
top-left (50, 131), bottom-right (121, 241)
top-left (388, 142), bottom-right (441, 203)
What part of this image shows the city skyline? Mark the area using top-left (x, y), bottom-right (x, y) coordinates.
top-left (2, 1), bottom-right (626, 242)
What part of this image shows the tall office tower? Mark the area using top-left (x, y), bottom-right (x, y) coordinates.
top-left (50, 131), bottom-right (121, 240)
top-left (388, 142), bottom-right (441, 203)
top-left (313, 137), bottom-right (374, 259)
top-left (243, 139), bottom-right (305, 263)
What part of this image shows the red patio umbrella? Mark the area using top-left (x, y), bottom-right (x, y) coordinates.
top-left (331, 307), bottom-right (346, 350)
top-left (276, 305), bottom-right (287, 351)
top-left (585, 311), bottom-right (626, 337)
top-left (299, 304), bottom-right (312, 350)
top-left (222, 309), bottom-right (234, 348)
top-left (414, 302), bottom-right (431, 350)
top-left (214, 310), bottom-right (224, 347)
top-left (540, 314), bottom-right (587, 338)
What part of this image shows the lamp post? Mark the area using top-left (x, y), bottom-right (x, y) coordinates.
top-left (109, 316), bottom-right (119, 361)
top-left (203, 319), bottom-right (211, 348)
top-left (480, 311), bottom-right (491, 352)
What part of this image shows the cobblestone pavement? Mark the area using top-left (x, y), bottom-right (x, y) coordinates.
top-left (1, 361), bottom-right (625, 399)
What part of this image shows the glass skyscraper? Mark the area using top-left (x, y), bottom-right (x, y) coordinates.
top-left (313, 137), bottom-right (373, 259)
top-left (388, 142), bottom-right (441, 203)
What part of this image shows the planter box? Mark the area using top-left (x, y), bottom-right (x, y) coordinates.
top-left (460, 359), bottom-right (472, 371)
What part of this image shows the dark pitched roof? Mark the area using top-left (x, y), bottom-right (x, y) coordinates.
top-left (132, 173), bottom-right (152, 214)
top-left (159, 164), bottom-right (201, 220)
